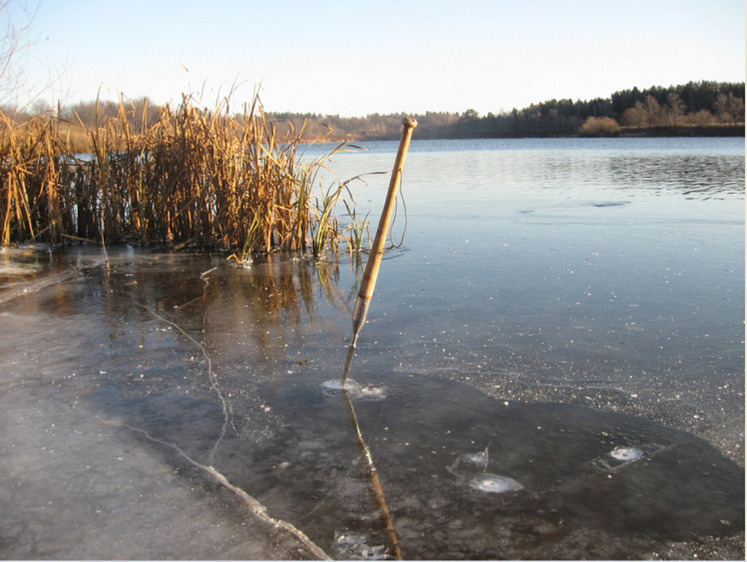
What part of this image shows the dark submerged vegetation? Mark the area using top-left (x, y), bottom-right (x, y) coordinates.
top-left (0, 92), bottom-right (366, 259)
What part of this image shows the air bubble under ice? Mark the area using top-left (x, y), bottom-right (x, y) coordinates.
top-left (321, 379), bottom-right (386, 400)
top-left (610, 446), bottom-right (644, 461)
top-left (592, 443), bottom-right (666, 472)
top-left (468, 473), bottom-right (524, 494)
top-left (448, 446), bottom-right (489, 474)
top-left (332, 531), bottom-right (388, 560)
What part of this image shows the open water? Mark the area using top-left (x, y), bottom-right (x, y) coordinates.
top-left (0, 137), bottom-right (743, 559)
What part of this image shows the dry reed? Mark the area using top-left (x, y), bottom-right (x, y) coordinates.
top-left (0, 92), bottom-right (364, 259)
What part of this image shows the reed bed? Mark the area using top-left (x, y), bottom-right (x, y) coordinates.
top-left (0, 93), bottom-right (365, 260)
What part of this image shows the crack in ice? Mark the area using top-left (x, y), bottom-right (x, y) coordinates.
top-left (126, 267), bottom-right (331, 559)
top-left (120, 423), bottom-right (330, 560)
top-left (137, 267), bottom-right (230, 466)
top-left (138, 303), bottom-right (230, 467)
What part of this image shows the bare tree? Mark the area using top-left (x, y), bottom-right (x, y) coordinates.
top-left (714, 92), bottom-right (745, 126)
top-left (686, 109), bottom-right (716, 127)
top-left (0, 0), bottom-right (40, 109)
top-left (666, 92), bottom-right (686, 127)
top-left (642, 95), bottom-right (666, 127)
top-left (621, 105), bottom-right (646, 127)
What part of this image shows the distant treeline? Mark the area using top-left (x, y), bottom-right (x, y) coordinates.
top-left (268, 80), bottom-right (745, 139)
top-left (4, 80), bottom-right (744, 144)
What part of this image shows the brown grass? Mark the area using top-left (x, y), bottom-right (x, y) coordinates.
top-left (578, 116), bottom-right (621, 136)
top-left (0, 92), bottom-right (363, 260)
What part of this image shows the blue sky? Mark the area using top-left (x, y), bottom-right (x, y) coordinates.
top-left (11, 0), bottom-right (747, 115)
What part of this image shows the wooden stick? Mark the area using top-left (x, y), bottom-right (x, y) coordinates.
top-left (342, 389), bottom-right (402, 560)
top-left (341, 117), bottom-right (417, 384)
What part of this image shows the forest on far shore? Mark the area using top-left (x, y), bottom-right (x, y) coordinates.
top-left (268, 80), bottom-right (745, 140)
top-left (5, 80), bottom-right (745, 144)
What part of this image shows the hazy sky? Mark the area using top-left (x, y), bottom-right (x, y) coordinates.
top-left (12, 0), bottom-right (747, 116)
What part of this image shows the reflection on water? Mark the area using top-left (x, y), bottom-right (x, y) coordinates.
top-left (608, 154), bottom-right (745, 198)
top-left (0, 137), bottom-right (743, 559)
top-left (342, 388), bottom-right (401, 560)
top-left (319, 137), bottom-right (745, 210)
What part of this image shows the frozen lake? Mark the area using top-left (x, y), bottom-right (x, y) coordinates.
top-left (0, 137), bottom-right (743, 559)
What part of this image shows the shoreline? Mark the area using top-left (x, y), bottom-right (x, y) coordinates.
top-left (317, 124), bottom-right (745, 142)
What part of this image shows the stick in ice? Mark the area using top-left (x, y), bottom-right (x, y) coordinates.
top-left (341, 117), bottom-right (417, 385)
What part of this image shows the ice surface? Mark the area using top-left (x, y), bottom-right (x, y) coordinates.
top-left (332, 532), bottom-right (388, 560)
top-left (322, 378), bottom-right (387, 400)
top-left (447, 445), bottom-right (523, 494)
top-left (0, 137), bottom-right (744, 560)
top-left (0, 252), bottom-right (331, 560)
top-left (468, 473), bottom-right (524, 494)
top-left (251, 373), bottom-right (743, 559)
top-left (591, 443), bottom-right (668, 473)
top-left (610, 445), bottom-right (645, 461)
top-left (0, 247), bottom-right (743, 559)
top-left (448, 446), bottom-right (489, 474)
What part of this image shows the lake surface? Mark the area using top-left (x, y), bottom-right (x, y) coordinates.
top-left (0, 137), bottom-right (743, 559)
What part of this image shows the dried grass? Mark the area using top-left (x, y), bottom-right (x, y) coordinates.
top-left (0, 91), bottom-right (363, 259)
